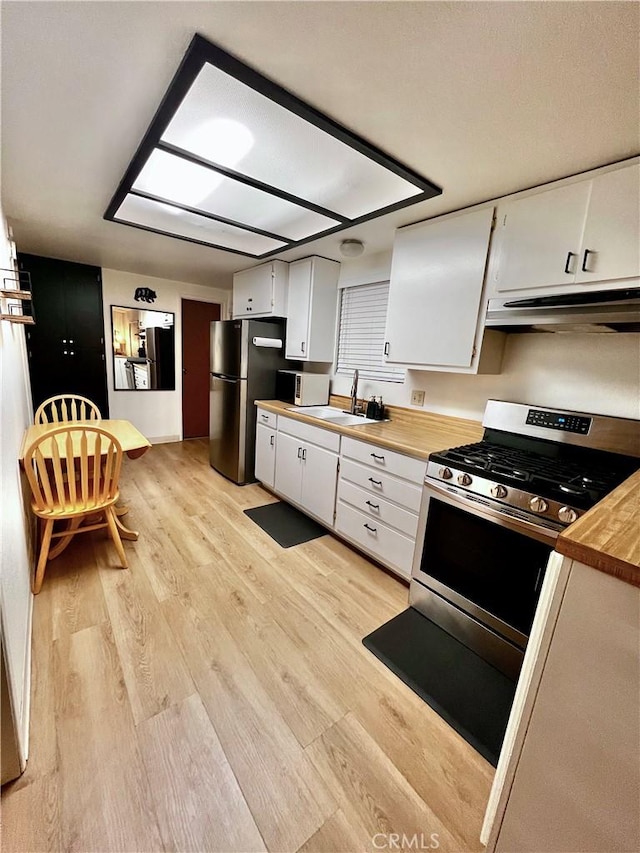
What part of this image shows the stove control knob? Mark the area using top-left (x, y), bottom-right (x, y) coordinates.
top-left (558, 506), bottom-right (578, 524)
top-left (439, 467), bottom-right (453, 480)
top-left (491, 484), bottom-right (508, 499)
top-left (457, 473), bottom-right (473, 486)
top-left (529, 496), bottom-right (549, 513)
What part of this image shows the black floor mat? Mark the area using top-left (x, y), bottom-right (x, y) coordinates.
top-left (363, 607), bottom-right (517, 766)
top-left (244, 502), bottom-right (327, 548)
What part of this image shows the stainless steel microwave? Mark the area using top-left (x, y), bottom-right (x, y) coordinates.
top-left (276, 370), bottom-right (330, 406)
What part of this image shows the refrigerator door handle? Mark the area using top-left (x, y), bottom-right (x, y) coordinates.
top-left (211, 374), bottom-right (238, 383)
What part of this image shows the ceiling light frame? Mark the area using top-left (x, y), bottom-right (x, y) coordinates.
top-left (104, 34), bottom-right (442, 259)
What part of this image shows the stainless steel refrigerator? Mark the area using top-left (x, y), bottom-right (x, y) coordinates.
top-left (209, 319), bottom-right (290, 484)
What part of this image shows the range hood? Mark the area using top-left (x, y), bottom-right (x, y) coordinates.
top-left (485, 288), bottom-right (640, 333)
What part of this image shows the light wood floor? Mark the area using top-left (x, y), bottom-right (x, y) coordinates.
top-left (2, 439), bottom-right (493, 852)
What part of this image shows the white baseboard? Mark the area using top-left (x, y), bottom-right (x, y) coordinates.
top-left (147, 434), bottom-right (181, 445)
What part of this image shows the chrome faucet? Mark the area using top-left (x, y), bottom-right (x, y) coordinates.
top-left (349, 369), bottom-right (359, 414)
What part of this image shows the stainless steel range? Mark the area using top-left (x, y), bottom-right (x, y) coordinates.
top-left (410, 400), bottom-right (639, 679)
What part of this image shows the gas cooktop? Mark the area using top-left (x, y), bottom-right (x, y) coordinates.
top-left (427, 401), bottom-right (639, 529)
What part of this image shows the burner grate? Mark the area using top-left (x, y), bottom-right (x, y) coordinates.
top-left (431, 439), bottom-right (637, 508)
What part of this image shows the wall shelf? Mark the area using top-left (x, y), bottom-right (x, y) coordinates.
top-left (1, 268), bottom-right (35, 325)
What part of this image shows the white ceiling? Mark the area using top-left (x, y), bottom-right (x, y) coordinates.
top-left (2, 1), bottom-right (638, 289)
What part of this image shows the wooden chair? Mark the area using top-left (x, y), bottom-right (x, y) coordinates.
top-left (34, 394), bottom-right (102, 425)
top-left (23, 425), bottom-right (128, 594)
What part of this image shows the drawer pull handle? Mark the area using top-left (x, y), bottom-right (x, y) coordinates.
top-left (365, 501), bottom-right (380, 510)
top-left (370, 453), bottom-right (385, 461)
top-left (261, 414), bottom-right (268, 420)
top-left (363, 523), bottom-right (377, 533)
top-left (368, 478), bottom-right (382, 486)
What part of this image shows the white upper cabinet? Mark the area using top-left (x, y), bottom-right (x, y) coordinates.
top-left (575, 164), bottom-right (640, 284)
top-left (492, 183), bottom-right (591, 293)
top-left (232, 260), bottom-right (288, 318)
top-left (285, 257), bottom-right (340, 361)
top-left (491, 161), bottom-right (640, 295)
top-left (384, 206), bottom-right (499, 371)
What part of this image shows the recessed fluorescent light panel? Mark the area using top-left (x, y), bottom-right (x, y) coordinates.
top-left (105, 34), bottom-right (442, 258)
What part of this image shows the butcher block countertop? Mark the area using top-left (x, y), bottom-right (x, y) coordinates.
top-left (557, 469), bottom-right (640, 587)
top-left (255, 397), bottom-right (484, 460)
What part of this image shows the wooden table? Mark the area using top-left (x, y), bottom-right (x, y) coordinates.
top-left (20, 419), bottom-right (151, 462)
top-left (20, 419), bottom-right (152, 553)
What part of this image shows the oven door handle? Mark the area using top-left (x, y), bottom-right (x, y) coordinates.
top-left (424, 480), bottom-right (558, 546)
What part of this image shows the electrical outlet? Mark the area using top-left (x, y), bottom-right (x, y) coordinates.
top-left (411, 390), bottom-right (425, 407)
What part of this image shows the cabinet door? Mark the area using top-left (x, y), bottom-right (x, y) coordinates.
top-left (285, 259), bottom-right (312, 359)
top-left (385, 207), bottom-right (494, 368)
top-left (494, 563), bottom-right (640, 853)
top-left (493, 182), bottom-right (591, 293)
top-left (274, 431), bottom-right (303, 504)
top-left (19, 253), bottom-right (109, 415)
top-left (62, 262), bottom-right (105, 348)
top-left (575, 165), bottom-right (640, 284)
top-left (300, 443), bottom-right (338, 526)
top-left (255, 424), bottom-right (276, 488)
top-left (232, 264), bottom-right (273, 317)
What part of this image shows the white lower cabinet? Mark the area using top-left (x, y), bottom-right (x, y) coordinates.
top-left (337, 479), bottom-right (420, 537)
top-left (273, 431), bottom-right (301, 503)
top-left (299, 443), bottom-right (340, 526)
top-left (254, 423), bottom-right (276, 488)
top-left (273, 418), bottom-right (339, 527)
top-left (335, 502), bottom-right (416, 576)
top-left (336, 437), bottom-right (427, 579)
top-left (255, 413), bottom-right (426, 579)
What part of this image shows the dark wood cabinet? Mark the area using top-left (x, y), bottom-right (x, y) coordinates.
top-left (18, 254), bottom-right (109, 416)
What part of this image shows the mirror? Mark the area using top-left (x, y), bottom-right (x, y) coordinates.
top-left (111, 305), bottom-right (175, 390)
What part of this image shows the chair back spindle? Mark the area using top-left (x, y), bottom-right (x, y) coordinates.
top-left (24, 426), bottom-right (123, 515)
top-left (34, 395), bottom-right (102, 425)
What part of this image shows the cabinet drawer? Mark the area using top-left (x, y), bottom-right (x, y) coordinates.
top-left (338, 479), bottom-right (419, 537)
top-left (256, 408), bottom-right (278, 429)
top-left (278, 415), bottom-right (340, 452)
top-left (339, 458), bottom-right (423, 512)
top-left (341, 436), bottom-right (426, 484)
top-left (335, 501), bottom-right (415, 578)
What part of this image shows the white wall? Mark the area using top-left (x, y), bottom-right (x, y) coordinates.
top-left (0, 207), bottom-right (34, 768)
top-left (332, 253), bottom-right (640, 421)
top-left (102, 269), bottom-right (230, 442)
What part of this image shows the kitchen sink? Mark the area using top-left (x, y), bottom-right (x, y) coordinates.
top-left (287, 406), bottom-right (379, 426)
top-left (322, 413), bottom-right (379, 426)
top-left (286, 406), bottom-right (340, 419)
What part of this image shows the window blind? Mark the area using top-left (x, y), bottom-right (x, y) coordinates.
top-left (336, 282), bottom-right (405, 383)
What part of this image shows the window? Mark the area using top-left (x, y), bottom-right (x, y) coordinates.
top-left (336, 282), bottom-right (405, 382)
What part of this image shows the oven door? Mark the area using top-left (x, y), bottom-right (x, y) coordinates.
top-left (411, 480), bottom-right (556, 676)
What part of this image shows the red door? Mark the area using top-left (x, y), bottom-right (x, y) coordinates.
top-left (182, 299), bottom-right (221, 439)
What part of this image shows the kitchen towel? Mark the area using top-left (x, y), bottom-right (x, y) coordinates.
top-left (252, 336), bottom-right (282, 348)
